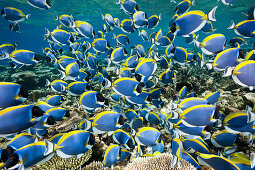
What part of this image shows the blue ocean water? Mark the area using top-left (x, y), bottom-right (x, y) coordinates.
top-left (0, 0), bottom-right (254, 55)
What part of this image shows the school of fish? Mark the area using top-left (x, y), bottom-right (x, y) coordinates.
top-left (0, 0), bottom-right (255, 169)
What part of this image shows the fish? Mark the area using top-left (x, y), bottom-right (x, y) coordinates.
top-left (138, 30), bottom-right (149, 41)
top-left (75, 21), bottom-right (95, 39)
top-left (135, 58), bottom-right (157, 83)
top-left (29, 115), bottom-right (56, 137)
top-left (7, 133), bottom-right (38, 151)
top-left (224, 60), bottom-right (255, 90)
top-left (45, 95), bottom-right (63, 106)
top-left (178, 86), bottom-right (188, 100)
top-left (27, 0), bottom-right (52, 10)
top-left (136, 44), bottom-right (146, 58)
top-left (211, 130), bottom-right (237, 147)
top-left (45, 107), bottom-right (70, 121)
top-left (175, 0), bottom-right (194, 15)
top-left (101, 13), bottom-right (115, 27)
top-left (69, 42), bottom-right (80, 53)
top-left (126, 91), bottom-right (151, 105)
top-left (1, 140), bottom-right (56, 169)
top-left (66, 81), bottom-right (90, 96)
top-left (133, 11), bottom-right (148, 28)
top-left (201, 21), bottom-right (216, 34)
top-left (56, 14), bottom-right (75, 28)
top-left (35, 101), bottom-right (53, 112)
top-left (79, 91), bottom-right (108, 112)
top-left (117, 0), bottom-right (139, 15)
top-left (49, 42), bottom-right (63, 54)
top-left (61, 62), bottom-right (80, 80)
top-left (158, 70), bottom-right (175, 85)
top-left (229, 37), bottom-right (247, 47)
top-left (0, 105), bottom-right (44, 136)
top-left (171, 7), bottom-right (218, 36)
top-left (204, 91), bottom-right (220, 104)
top-left (206, 45), bottom-right (241, 71)
top-left (2, 49), bottom-right (39, 68)
top-left (171, 46), bottom-right (188, 65)
top-left (174, 97), bottom-right (208, 110)
top-left (92, 38), bottom-right (110, 53)
top-left (245, 49), bottom-right (255, 61)
top-left (113, 78), bottom-right (144, 97)
top-left (92, 111), bottom-right (124, 134)
top-left (0, 82), bottom-right (28, 108)
top-left (195, 34), bottom-right (226, 55)
top-left (195, 152), bottom-right (240, 170)
top-left (179, 105), bottom-right (216, 127)
top-left (1, 7), bottom-right (30, 22)
top-left (171, 138), bottom-right (183, 167)
top-left (135, 127), bottom-right (161, 146)
top-left (123, 109), bottom-right (139, 122)
top-left (45, 28), bottom-right (74, 45)
top-left (56, 130), bottom-right (94, 158)
top-left (119, 67), bottom-right (132, 78)
top-left (45, 79), bottom-right (68, 93)
top-left (120, 19), bottom-right (137, 33)
top-left (147, 14), bottom-right (161, 29)
top-left (113, 33), bottom-right (129, 46)
top-left (0, 42), bottom-right (18, 56)
top-left (228, 20), bottom-right (255, 38)
top-left (109, 47), bottom-right (128, 65)
top-left (185, 33), bottom-right (198, 44)
top-left (103, 144), bottom-right (121, 168)
top-left (114, 18), bottom-right (121, 28)
top-left (112, 129), bottom-right (135, 150)
top-left (9, 22), bottom-right (19, 32)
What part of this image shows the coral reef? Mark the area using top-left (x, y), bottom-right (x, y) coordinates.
top-left (125, 153), bottom-right (196, 170)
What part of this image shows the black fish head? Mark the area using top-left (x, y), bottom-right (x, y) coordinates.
top-left (3, 153), bottom-right (19, 169)
top-left (170, 23), bottom-right (176, 34)
top-left (96, 93), bottom-right (105, 102)
top-left (135, 74), bottom-right (142, 82)
top-left (88, 133), bottom-right (95, 145)
top-left (32, 106), bottom-right (44, 117)
top-left (65, 110), bottom-right (70, 118)
top-left (1, 9), bottom-right (4, 16)
top-left (19, 85), bottom-right (29, 98)
top-left (46, 116), bottom-right (56, 125)
top-left (118, 115), bottom-right (124, 125)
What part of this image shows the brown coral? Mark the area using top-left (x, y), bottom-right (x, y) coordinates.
top-left (125, 153), bottom-right (196, 170)
top-left (36, 149), bottom-right (92, 170)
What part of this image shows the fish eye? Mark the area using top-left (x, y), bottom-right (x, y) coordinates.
top-left (65, 110), bottom-right (70, 117)
top-left (46, 116), bottom-right (56, 125)
top-left (32, 106), bottom-right (44, 117)
top-left (19, 85), bottom-right (29, 98)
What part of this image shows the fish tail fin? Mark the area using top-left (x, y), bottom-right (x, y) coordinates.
top-left (45, 79), bottom-right (51, 87)
top-left (0, 51), bottom-right (10, 60)
top-left (25, 14), bottom-right (31, 20)
top-left (251, 153), bottom-right (255, 169)
top-left (138, 30), bottom-right (141, 36)
top-left (44, 28), bottom-right (51, 40)
top-left (206, 63), bottom-right (212, 70)
top-left (227, 20), bottom-right (235, 29)
top-left (44, 140), bottom-right (54, 155)
top-left (14, 41), bottom-right (19, 48)
top-left (101, 13), bottom-right (105, 20)
top-left (116, 0), bottom-right (121, 4)
top-left (55, 14), bottom-right (59, 20)
top-left (207, 6), bottom-right (218, 21)
top-left (159, 14), bottom-right (162, 20)
top-left (112, 33), bottom-right (116, 39)
top-left (223, 66), bottom-right (233, 77)
top-left (194, 39), bottom-right (200, 47)
top-left (59, 70), bottom-right (66, 80)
